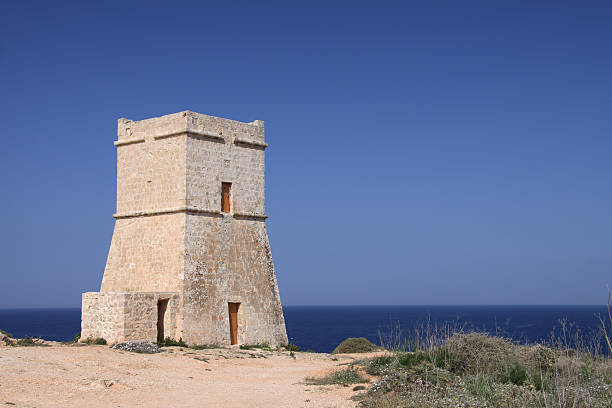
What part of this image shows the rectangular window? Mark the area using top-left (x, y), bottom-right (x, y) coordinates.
top-left (221, 182), bottom-right (232, 213)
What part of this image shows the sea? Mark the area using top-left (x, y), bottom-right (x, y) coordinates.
top-left (0, 305), bottom-right (607, 353)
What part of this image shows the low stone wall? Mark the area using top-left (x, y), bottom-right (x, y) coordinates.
top-left (81, 292), bottom-right (179, 344)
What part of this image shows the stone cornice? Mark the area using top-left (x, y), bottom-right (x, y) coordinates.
top-left (233, 212), bottom-right (268, 220)
top-left (234, 138), bottom-right (268, 148)
top-left (114, 206), bottom-right (222, 219)
top-left (114, 137), bottom-right (145, 146)
top-left (113, 207), bottom-right (268, 220)
top-left (115, 131), bottom-right (267, 148)
top-left (153, 130), bottom-right (225, 142)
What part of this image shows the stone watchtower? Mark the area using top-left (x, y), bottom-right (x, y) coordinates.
top-left (81, 111), bottom-right (288, 346)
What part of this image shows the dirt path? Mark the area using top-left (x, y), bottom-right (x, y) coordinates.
top-left (0, 344), bottom-right (370, 408)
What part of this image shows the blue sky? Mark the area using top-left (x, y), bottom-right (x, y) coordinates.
top-left (1, 0), bottom-right (611, 308)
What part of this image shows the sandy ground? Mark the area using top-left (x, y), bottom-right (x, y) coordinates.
top-left (0, 342), bottom-right (377, 408)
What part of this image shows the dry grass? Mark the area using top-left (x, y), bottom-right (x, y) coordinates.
top-left (356, 322), bottom-right (612, 408)
top-left (306, 367), bottom-right (368, 386)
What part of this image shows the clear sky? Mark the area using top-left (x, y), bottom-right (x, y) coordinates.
top-left (1, 0), bottom-right (611, 308)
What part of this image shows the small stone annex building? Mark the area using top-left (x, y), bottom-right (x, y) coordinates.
top-left (81, 111), bottom-right (288, 346)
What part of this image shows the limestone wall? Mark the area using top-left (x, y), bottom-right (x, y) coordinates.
top-left (122, 293), bottom-right (180, 342)
top-left (100, 213), bottom-right (185, 293)
top-left (115, 123), bottom-right (186, 216)
top-left (181, 214), bottom-right (287, 346)
top-left (81, 292), bottom-right (179, 344)
top-left (185, 116), bottom-right (266, 215)
top-left (81, 292), bottom-right (125, 343)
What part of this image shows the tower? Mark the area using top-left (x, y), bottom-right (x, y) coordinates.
top-left (81, 111), bottom-right (288, 346)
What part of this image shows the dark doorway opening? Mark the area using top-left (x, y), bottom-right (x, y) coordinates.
top-left (157, 298), bottom-right (169, 343)
top-left (228, 302), bottom-right (240, 345)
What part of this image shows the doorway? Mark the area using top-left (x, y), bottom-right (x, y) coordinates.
top-left (157, 298), bottom-right (169, 343)
top-left (228, 302), bottom-right (240, 345)
top-left (221, 182), bottom-right (232, 213)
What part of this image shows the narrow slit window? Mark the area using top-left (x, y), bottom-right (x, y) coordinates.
top-left (221, 182), bottom-right (232, 213)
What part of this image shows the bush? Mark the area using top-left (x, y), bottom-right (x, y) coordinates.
top-left (72, 332), bottom-right (81, 343)
top-left (158, 337), bottom-right (187, 347)
top-left (240, 343), bottom-right (273, 351)
top-left (366, 356), bottom-right (394, 375)
top-left (83, 337), bottom-right (107, 345)
top-left (190, 344), bottom-right (218, 350)
top-left (398, 352), bottom-right (428, 368)
top-left (438, 333), bottom-right (517, 378)
top-left (15, 336), bottom-right (49, 347)
top-left (333, 337), bottom-right (378, 354)
top-left (505, 362), bottom-right (528, 386)
top-left (16, 336), bottom-right (36, 346)
top-left (0, 329), bottom-right (14, 338)
top-left (307, 368), bottom-right (368, 385)
top-left (283, 343), bottom-right (300, 352)
top-left (359, 329), bottom-right (612, 408)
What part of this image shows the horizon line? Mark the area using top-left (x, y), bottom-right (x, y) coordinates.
top-left (0, 303), bottom-right (607, 310)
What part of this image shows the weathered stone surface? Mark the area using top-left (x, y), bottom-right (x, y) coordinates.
top-left (82, 111), bottom-right (288, 346)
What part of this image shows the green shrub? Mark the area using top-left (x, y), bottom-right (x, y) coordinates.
top-left (190, 344), bottom-right (218, 350)
top-left (531, 371), bottom-right (554, 392)
top-left (408, 361), bottom-right (454, 385)
top-left (530, 344), bottom-right (556, 372)
top-left (307, 368), bottom-right (368, 385)
top-left (333, 337), bottom-right (378, 354)
top-left (240, 343), bottom-right (273, 351)
top-left (359, 329), bottom-right (612, 408)
top-left (16, 336), bottom-right (37, 346)
top-left (260, 342), bottom-right (274, 351)
top-left (83, 337), bottom-right (107, 345)
top-left (15, 336), bottom-right (49, 347)
top-left (158, 337), bottom-right (187, 347)
top-left (72, 332), bottom-right (81, 343)
top-left (398, 352), bottom-right (428, 368)
top-left (366, 356), bottom-right (394, 375)
top-left (505, 362), bottom-right (527, 385)
top-left (283, 343), bottom-right (300, 352)
top-left (464, 375), bottom-right (499, 401)
top-left (0, 329), bottom-right (14, 338)
top-left (439, 333), bottom-right (516, 379)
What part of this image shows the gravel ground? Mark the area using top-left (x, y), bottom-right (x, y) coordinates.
top-left (0, 342), bottom-right (372, 408)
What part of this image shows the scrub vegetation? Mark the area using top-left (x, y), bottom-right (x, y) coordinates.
top-left (239, 342), bottom-right (274, 351)
top-left (306, 367), bottom-right (368, 386)
top-left (2, 335), bottom-right (50, 347)
top-left (332, 337), bottom-right (379, 354)
top-left (157, 337), bottom-right (187, 348)
top-left (0, 329), bottom-right (13, 338)
top-left (349, 295), bottom-right (612, 408)
top-left (81, 337), bottom-right (108, 345)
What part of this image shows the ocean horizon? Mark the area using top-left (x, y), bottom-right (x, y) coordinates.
top-left (0, 305), bottom-right (607, 353)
